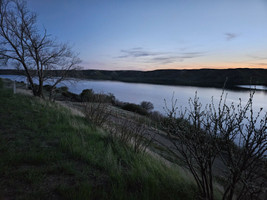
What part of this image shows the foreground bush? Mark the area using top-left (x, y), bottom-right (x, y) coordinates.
top-left (163, 91), bottom-right (267, 200)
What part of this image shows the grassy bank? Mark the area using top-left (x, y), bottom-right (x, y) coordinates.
top-left (0, 84), bottom-right (196, 199)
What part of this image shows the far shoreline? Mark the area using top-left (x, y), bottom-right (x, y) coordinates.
top-left (2, 73), bottom-right (267, 93)
top-left (1, 68), bottom-right (267, 91)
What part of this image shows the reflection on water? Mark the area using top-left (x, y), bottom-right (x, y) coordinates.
top-left (237, 85), bottom-right (267, 91)
top-left (1, 75), bottom-right (267, 115)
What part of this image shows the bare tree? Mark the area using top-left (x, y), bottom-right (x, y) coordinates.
top-left (162, 91), bottom-right (267, 200)
top-left (0, 0), bottom-right (81, 97)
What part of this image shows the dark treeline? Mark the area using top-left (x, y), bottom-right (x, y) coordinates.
top-left (1, 68), bottom-right (267, 88)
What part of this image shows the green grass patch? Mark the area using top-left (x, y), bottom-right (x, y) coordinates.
top-left (0, 78), bottom-right (3, 88)
top-left (0, 88), bottom-right (197, 199)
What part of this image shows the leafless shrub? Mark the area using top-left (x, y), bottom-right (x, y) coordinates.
top-left (109, 115), bottom-right (155, 153)
top-left (149, 110), bottom-right (164, 123)
top-left (109, 116), bottom-right (132, 144)
top-left (131, 118), bottom-right (155, 153)
top-left (212, 91), bottom-right (267, 200)
top-left (83, 94), bottom-right (111, 127)
top-left (162, 91), bottom-right (267, 200)
top-left (162, 93), bottom-right (219, 200)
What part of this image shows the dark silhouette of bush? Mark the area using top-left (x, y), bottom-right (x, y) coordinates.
top-left (80, 89), bottom-right (116, 104)
top-left (140, 101), bottom-right (154, 111)
top-left (80, 89), bottom-right (94, 102)
top-left (44, 85), bottom-right (69, 93)
top-left (149, 111), bottom-right (163, 122)
top-left (106, 93), bottom-right (116, 105)
top-left (122, 103), bottom-right (148, 116)
top-left (62, 91), bottom-right (81, 102)
top-left (43, 85), bottom-right (53, 91)
top-left (57, 86), bottom-right (69, 93)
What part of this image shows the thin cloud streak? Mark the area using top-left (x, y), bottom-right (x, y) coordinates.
top-left (225, 33), bottom-right (239, 41)
top-left (117, 48), bottom-right (161, 58)
top-left (248, 55), bottom-right (267, 61)
top-left (118, 48), bottom-right (206, 64)
top-left (151, 52), bottom-right (204, 64)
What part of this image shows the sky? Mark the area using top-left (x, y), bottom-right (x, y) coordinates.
top-left (26, 0), bottom-right (267, 71)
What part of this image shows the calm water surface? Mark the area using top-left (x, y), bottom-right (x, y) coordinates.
top-left (1, 75), bottom-right (267, 114)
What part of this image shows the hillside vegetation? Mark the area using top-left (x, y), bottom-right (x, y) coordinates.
top-left (0, 79), bottom-right (196, 200)
top-left (1, 68), bottom-right (267, 88)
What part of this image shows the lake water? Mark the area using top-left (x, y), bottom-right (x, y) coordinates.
top-left (1, 75), bottom-right (267, 115)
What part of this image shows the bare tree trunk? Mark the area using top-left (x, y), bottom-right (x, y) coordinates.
top-left (22, 64), bottom-right (37, 95)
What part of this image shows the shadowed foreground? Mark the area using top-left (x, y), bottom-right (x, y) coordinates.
top-left (0, 85), bottom-right (196, 199)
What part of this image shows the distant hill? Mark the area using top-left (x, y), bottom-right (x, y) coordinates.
top-left (1, 68), bottom-right (267, 88)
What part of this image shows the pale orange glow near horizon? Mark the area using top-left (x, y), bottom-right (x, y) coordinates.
top-left (136, 62), bottom-right (267, 71)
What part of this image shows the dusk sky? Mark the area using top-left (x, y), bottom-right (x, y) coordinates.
top-left (27, 0), bottom-right (267, 71)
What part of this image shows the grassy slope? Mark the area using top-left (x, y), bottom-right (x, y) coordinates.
top-left (0, 84), bottom-right (196, 199)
